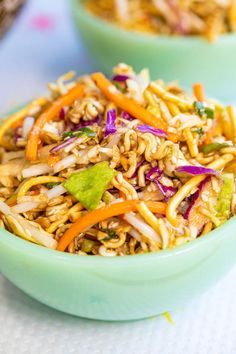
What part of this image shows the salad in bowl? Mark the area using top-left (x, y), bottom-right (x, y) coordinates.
top-left (0, 63), bottom-right (235, 257)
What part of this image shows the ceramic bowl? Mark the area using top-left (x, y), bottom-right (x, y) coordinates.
top-left (0, 106), bottom-right (236, 321)
top-left (70, 0), bottom-right (236, 100)
top-left (0, 199), bottom-right (235, 320)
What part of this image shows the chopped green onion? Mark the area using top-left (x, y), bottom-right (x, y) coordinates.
top-left (194, 101), bottom-right (214, 119)
top-left (46, 182), bottom-right (61, 189)
top-left (205, 107), bottom-right (214, 119)
top-left (192, 128), bottom-right (204, 136)
top-left (194, 101), bottom-right (205, 116)
top-left (62, 131), bottom-right (74, 138)
top-left (62, 127), bottom-right (96, 139)
top-left (202, 142), bottom-right (230, 154)
top-left (100, 228), bottom-right (118, 241)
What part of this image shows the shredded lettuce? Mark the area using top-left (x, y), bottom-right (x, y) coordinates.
top-left (216, 173), bottom-right (234, 221)
top-left (64, 161), bottom-right (116, 210)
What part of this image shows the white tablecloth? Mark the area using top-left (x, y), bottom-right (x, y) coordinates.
top-left (1, 1), bottom-right (236, 353)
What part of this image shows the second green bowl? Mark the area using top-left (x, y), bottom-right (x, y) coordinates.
top-left (71, 0), bottom-right (236, 100)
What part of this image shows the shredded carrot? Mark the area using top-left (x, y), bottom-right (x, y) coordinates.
top-left (11, 118), bottom-right (24, 129)
top-left (57, 200), bottom-right (167, 251)
top-left (192, 83), bottom-right (205, 102)
top-left (203, 129), bottom-right (213, 145)
top-left (91, 72), bottom-right (167, 130)
top-left (203, 119), bottom-right (218, 145)
top-left (0, 98), bottom-right (47, 144)
top-left (47, 154), bottom-right (61, 168)
top-left (91, 72), bottom-right (180, 142)
top-left (28, 190), bottom-right (41, 196)
top-left (146, 201), bottom-right (167, 214)
top-left (26, 83), bottom-right (84, 161)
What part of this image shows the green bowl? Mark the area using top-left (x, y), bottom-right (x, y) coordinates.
top-left (0, 107), bottom-right (236, 321)
top-left (0, 200), bottom-right (236, 320)
top-left (0, 218), bottom-right (236, 321)
top-left (70, 0), bottom-right (236, 100)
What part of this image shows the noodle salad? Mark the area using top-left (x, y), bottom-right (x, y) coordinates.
top-left (85, 0), bottom-right (236, 41)
top-left (0, 63), bottom-right (236, 256)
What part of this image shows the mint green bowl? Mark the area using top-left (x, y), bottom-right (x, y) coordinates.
top-left (71, 0), bottom-right (236, 100)
top-left (0, 105), bottom-right (236, 321)
top-left (0, 213), bottom-right (236, 320)
top-left (0, 107), bottom-right (236, 321)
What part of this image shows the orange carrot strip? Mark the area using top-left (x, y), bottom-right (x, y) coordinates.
top-left (26, 83), bottom-right (84, 161)
top-left (56, 200), bottom-right (166, 252)
top-left (203, 130), bottom-right (213, 145)
top-left (11, 118), bottom-right (24, 129)
top-left (192, 83), bottom-right (205, 103)
top-left (147, 201), bottom-right (167, 214)
top-left (92, 72), bottom-right (179, 142)
top-left (47, 154), bottom-right (61, 168)
top-left (203, 118), bottom-right (218, 145)
top-left (91, 72), bottom-right (167, 130)
top-left (29, 190), bottom-right (41, 196)
top-left (0, 98), bottom-right (47, 145)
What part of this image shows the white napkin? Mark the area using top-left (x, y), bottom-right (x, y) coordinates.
top-left (1, 268), bottom-right (236, 354)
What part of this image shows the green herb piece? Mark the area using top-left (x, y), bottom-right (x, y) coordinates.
top-left (194, 101), bottom-right (205, 116)
top-left (64, 161), bottom-right (116, 210)
top-left (216, 173), bottom-right (234, 221)
top-left (62, 127), bottom-right (96, 139)
top-left (194, 101), bottom-right (214, 119)
top-left (76, 127), bottom-right (96, 137)
top-left (81, 239), bottom-right (96, 253)
top-left (100, 228), bottom-right (118, 241)
top-left (112, 81), bottom-right (126, 93)
top-left (62, 131), bottom-right (75, 138)
top-left (202, 142), bottom-right (230, 154)
top-left (205, 107), bottom-right (214, 119)
top-left (192, 128), bottom-right (204, 136)
top-left (46, 182), bottom-right (61, 189)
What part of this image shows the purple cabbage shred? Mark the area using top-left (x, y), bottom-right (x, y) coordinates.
top-left (136, 124), bottom-right (168, 138)
top-left (112, 74), bottom-right (129, 82)
top-left (104, 109), bottom-right (117, 138)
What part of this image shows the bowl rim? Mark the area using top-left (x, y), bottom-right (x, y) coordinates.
top-left (0, 216), bottom-right (235, 265)
top-left (1, 106), bottom-right (236, 266)
top-left (71, 0), bottom-right (236, 45)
